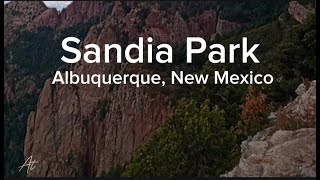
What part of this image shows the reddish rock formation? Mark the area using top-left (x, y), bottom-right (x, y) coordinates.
top-left (4, 69), bottom-right (15, 102)
top-left (4, 1), bottom-right (47, 47)
top-left (4, 1), bottom-right (107, 45)
top-left (23, 19), bottom-right (176, 176)
top-left (4, 1), bottom-right (240, 45)
top-left (27, 8), bottom-right (60, 32)
top-left (59, 1), bottom-right (106, 29)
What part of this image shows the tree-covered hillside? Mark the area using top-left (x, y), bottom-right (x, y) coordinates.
top-left (121, 7), bottom-right (316, 177)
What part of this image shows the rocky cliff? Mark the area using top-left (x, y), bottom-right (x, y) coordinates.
top-left (4, 1), bottom-right (238, 104)
top-left (223, 128), bottom-right (316, 176)
top-left (26, 8), bottom-right (60, 32)
top-left (4, 1), bottom-right (107, 47)
top-left (288, 1), bottom-right (315, 23)
top-left (223, 81), bottom-right (316, 177)
top-left (4, 1), bottom-right (47, 47)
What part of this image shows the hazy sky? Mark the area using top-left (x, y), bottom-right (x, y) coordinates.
top-left (4, 1), bottom-right (73, 11)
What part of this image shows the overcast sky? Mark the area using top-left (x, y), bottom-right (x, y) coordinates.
top-left (4, 1), bottom-right (72, 11)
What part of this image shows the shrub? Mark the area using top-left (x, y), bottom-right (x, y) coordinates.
top-left (236, 86), bottom-right (271, 137)
top-left (122, 100), bottom-right (239, 177)
top-left (274, 102), bottom-right (316, 131)
top-left (101, 164), bottom-right (125, 177)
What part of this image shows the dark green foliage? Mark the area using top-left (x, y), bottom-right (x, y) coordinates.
top-left (158, 0), bottom-right (292, 25)
top-left (297, 0), bottom-right (316, 6)
top-left (123, 100), bottom-right (240, 177)
top-left (137, 7), bottom-right (150, 20)
top-left (217, 0), bottom-right (290, 25)
top-left (158, 0), bottom-right (289, 25)
top-left (189, 21), bottom-right (284, 128)
top-left (137, 8), bottom-right (150, 33)
top-left (98, 99), bottom-right (109, 121)
top-left (4, 95), bottom-right (37, 177)
top-left (193, 10), bottom-right (316, 113)
top-left (101, 164), bottom-right (125, 177)
top-left (5, 23), bottom-right (92, 79)
top-left (158, 1), bottom-right (173, 11)
top-left (251, 13), bottom-right (316, 104)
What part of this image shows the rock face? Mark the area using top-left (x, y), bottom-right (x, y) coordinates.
top-left (59, 1), bottom-right (106, 29)
top-left (4, 1), bottom-right (106, 46)
top-left (4, 1), bottom-right (47, 47)
top-left (26, 8), bottom-right (60, 32)
top-left (281, 80), bottom-right (316, 122)
top-left (288, 1), bottom-right (315, 23)
top-left (216, 18), bottom-right (242, 36)
top-left (223, 81), bottom-right (316, 177)
top-left (223, 128), bottom-right (316, 177)
top-left (20, 1), bottom-right (242, 177)
top-left (4, 62), bottom-right (15, 102)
